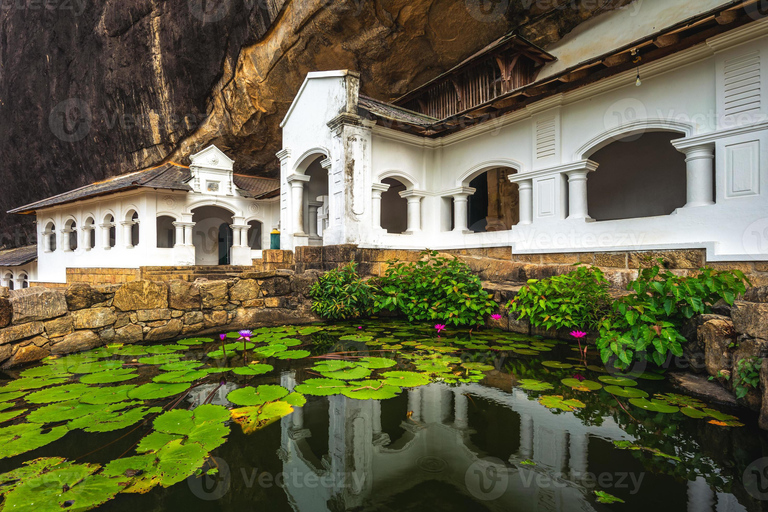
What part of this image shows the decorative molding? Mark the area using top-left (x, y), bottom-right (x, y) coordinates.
top-left (280, 70), bottom-right (359, 128)
top-left (509, 160), bottom-right (598, 182)
top-left (286, 174), bottom-right (311, 184)
top-left (441, 187), bottom-right (476, 197)
top-left (672, 121), bottom-right (768, 149)
top-left (575, 119), bottom-right (694, 159)
top-left (276, 148), bottom-right (291, 162)
top-left (706, 17), bottom-right (768, 53)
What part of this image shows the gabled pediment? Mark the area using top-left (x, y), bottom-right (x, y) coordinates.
top-left (190, 145), bottom-right (234, 172)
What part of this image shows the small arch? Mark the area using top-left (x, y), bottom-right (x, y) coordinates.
top-left (184, 199), bottom-right (240, 218)
top-left (18, 273), bottom-right (28, 289)
top-left (103, 214), bottom-right (116, 249)
top-left (292, 147), bottom-right (330, 175)
top-left (377, 170), bottom-right (418, 190)
top-left (191, 205), bottom-right (234, 265)
top-left (156, 215), bottom-right (176, 248)
top-left (457, 159), bottom-right (523, 187)
top-left (124, 210), bottom-right (139, 247)
top-left (466, 167), bottom-right (520, 232)
top-left (247, 220), bottom-right (263, 250)
top-left (575, 119), bottom-right (694, 160)
top-left (83, 216), bottom-right (96, 250)
top-left (4, 272), bottom-right (13, 291)
top-left (380, 177), bottom-right (409, 234)
top-left (64, 218), bottom-right (78, 251)
top-left (43, 221), bottom-right (57, 252)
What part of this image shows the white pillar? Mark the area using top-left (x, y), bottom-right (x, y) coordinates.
top-left (678, 143), bottom-right (716, 207)
top-left (82, 227), bottom-right (93, 250)
top-left (240, 224), bottom-right (249, 248)
top-left (100, 223), bottom-right (111, 249)
top-left (61, 229), bottom-right (72, 252)
top-left (520, 413), bottom-right (533, 459)
top-left (566, 169), bottom-right (592, 220)
top-left (172, 222), bottom-right (185, 248)
top-left (454, 390), bottom-right (468, 429)
top-left (121, 221), bottom-right (134, 248)
top-left (400, 191), bottom-right (425, 235)
top-left (516, 179), bottom-right (533, 225)
top-left (451, 187), bottom-right (475, 233)
top-left (287, 174), bottom-right (311, 235)
top-left (569, 432), bottom-right (589, 477)
top-left (371, 183), bottom-right (390, 231)
top-left (183, 223), bottom-right (195, 247)
top-left (408, 389), bottom-right (422, 422)
top-left (308, 201), bottom-right (322, 238)
top-left (42, 229), bottom-right (50, 253)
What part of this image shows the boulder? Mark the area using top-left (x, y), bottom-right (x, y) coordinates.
top-left (169, 281), bottom-right (202, 310)
top-left (744, 286), bottom-right (768, 303)
top-left (183, 311), bottom-right (204, 325)
top-left (259, 277), bottom-right (291, 297)
top-left (44, 316), bottom-right (74, 338)
top-left (71, 307), bottom-right (117, 330)
top-left (52, 330), bottom-right (102, 355)
top-left (145, 319), bottom-right (183, 342)
top-left (0, 298), bottom-right (11, 328)
top-left (290, 271), bottom-right (320, 296)
top-left (65, 283), bottom-right (107, 310)
top-left (701, 318), bottom-right (735, 377)
top-left (200, 281), bottom-right (229, 309)
top-left (229, 279), bottom-right (260, 302)
top-left (0, 345), bottom-right (12, 365)
top-left (10, 288), bottom-right (67, 324)
top-left (3, 344), bottom-right (50, 368)
top-left (136, 309), bottom-right (172, 322)
top-left (113, 280), bottom-right (168, 311)
top-left (113, 324), bottom-right (144, 344)
top-left (731, 301), bottom-right (768, 340)
top-left (0, 321), bottom-right (45, 345)
top-left (203, 310), bottom-right (228, 328)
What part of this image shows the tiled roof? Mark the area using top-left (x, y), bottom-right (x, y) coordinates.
top-left (0, 245), bottom-right (37, 267)
top-left (233, 175), bottom-right (280, 199)
top-left (358, 95), bottom-right (438, 128)
top-left (8, 163), bottom-right (193, 215)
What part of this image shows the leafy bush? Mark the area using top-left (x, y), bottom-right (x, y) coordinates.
top-left (374, 251), bottom-right (497, 327)
top-left (309, 262), bottom-right (375, 320)
top-left (508, 265), bottom-right (611, 332)
top-left (733, 357), bottom-right (762, 399)
top-left (597, 265), bottom-right (749, 368)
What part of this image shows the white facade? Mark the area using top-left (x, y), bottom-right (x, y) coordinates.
top-left (279, 8), bottom-right (768, 263)
top-left (27, 146), bottom-right (279, 284)
top-left (0, 261), bottom-right (35, 290)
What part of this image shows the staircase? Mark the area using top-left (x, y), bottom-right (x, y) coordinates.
top-left (140, 265), bottom-right (259, 282)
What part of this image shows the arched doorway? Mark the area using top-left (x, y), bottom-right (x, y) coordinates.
top-left (304, 157), bottom-right (329, 240)
top-left (466, 168), bottom-right (519, 232)
top-left (587, 132), bottom-right (687, 221)
top-left (156, 216), bottom-right (176, 248)
top-left (192, 206), bottom-right (234, 265)
top-left (247, 220), bottom-right (263, 250)
top-left (380, 178), bottom-right (408, 234)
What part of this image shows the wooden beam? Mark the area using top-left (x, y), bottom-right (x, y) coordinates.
top-left (602, 52), bottom-right (633, 67)
top-left (558, 69), bottom-right (590, 83)
top-left (654, 33), bottom-right (681, 48)
top-left (715, 10), bottom-right (739, 25)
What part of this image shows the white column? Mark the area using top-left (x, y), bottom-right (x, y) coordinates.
top-left (566, 169), bottom-right (592, 220)
top-left (520, 413), bottom-right (533, 459)
top-left (400, 190), bottom-right (425, 235)
top-left (121, 221), bottom-right (134, 248)
top-left (371, 183), bottom-right (390, 231)
top-left (240, 224), bottom-right (249, 248)
top-left (516, 179), bottom-right (533, 225)
top-left (287, 174), bottom-right (311, 235)
top-left (61, 229), bottom-right (72, 252)
top-left (408, 389), bottom-right (422, 422)
top-left (100, 224), bottom-right (111, 249)
top-left (451, 187), bottom-right (475, 233)
top-left (183, 223), bottom-right (195, 247)
top-left (678, 143), bottom-right (716, 207)
top-left (569, 432), bottom-right (588, 477)
top-left (454, 390), bottom-right (468, 429)
top-left (308, 201), bottom-right (322, 238)
top-left (172, 222), bottom-right (184, 248)
top-left (82, 227), bottom-right (93, 250)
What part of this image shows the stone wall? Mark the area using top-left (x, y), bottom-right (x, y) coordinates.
top-left (66, 268), bottom-right (140, 285)
top-left (0, 270), bottom-right (320, 368)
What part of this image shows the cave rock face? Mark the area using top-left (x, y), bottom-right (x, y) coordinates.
top-left (0, 0), bottom-right (632, 246)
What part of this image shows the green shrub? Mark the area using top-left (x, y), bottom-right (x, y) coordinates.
top-left (508, 265), bottom-right (611, 332)
top-left (734, 357), bottom-right (762, 399)
top-left (374, 251), bottom-right (497, 327)
top-left (309, 262), bottom-right (375, 320)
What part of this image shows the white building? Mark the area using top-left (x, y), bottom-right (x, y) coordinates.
top-left (278, 1), bottom-right (768, 264)
top-left (7, 146), bottom-right (280, 285)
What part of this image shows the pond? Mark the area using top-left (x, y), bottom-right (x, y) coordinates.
top-left (0, 320), bottom-right (765, 512)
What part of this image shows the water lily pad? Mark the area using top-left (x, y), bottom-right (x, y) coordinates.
top-left (283, 392), bottom-right (307, 407)
top-left (518, 379), bottom-right (555, 391)
top-left (298, 326), bottom-right (324, 335)
top-left (628, 398), bottom-right (679, 413)
top-left (702, 408), bottom-right (740, 422)
top-left (561, 378), bottom-right (602, 391)
top-left (227, 385), bottom-right (289, 406)
top-left (541, 361), bottom-right (573, 369)
top-left (128, 383), bottom-right (191, 400)
top-left (339, 334), bottom-right (373, 342)
top-left (152, 370), bottom-right (208, 384)
top-left (598, 376), bottom-right (638, 387)
top-left (18, 366), bottom-right (69, 379)
top-left (0, 408), bottom-right (26, 424)
top-left (137, 354), bottom-right (182, 365)
top-left (680, 407), bottom-right (710, 419)
top-left (603, 385), bottom-right (648, 398)
top-left (151, 404), bottom-right (230, 452)
top-left (0, 423), bottom-right (69, 459)
top-left (80, 368), bottom-right (138, 384)
top-left (68, 405), bottom-right (155, 433)
top-left (594, 491), bottom-right (624, 504)
top-left (539, 395), bottom-right (586, 412)
top-left (68, 360), bottom-right (124, 374)
top-left (26, 384), bottom-right (91, 404)
top-left (320, 366), bottom-right (373, 381)
top-left (176, 337), bottom-right (213, 346)
top-left (252, 344), bottom-right (288, 358)
top-left (80, 385), bottom-right (137, 404)
top-left (102, 453), bottom-right (160, 493)
top-left (0, 391), bottom-right (28, 402)
top-left (654, 393), bottom-right (705, 408)
top-left (295, 378), bottom-right (348, 397)
top-left (1, 376), bottom-right (70, 391)
top-left (146, 345), bottom-right (186, 354)
top-left (381, 371), bottom-right (430, 388)
top-left (27, 400), bottom-right (105, 424)
top-left (0, 457), bottom-right (71, 495)
top-left (230, 401), bottom-right (294, 434)
top-left (358, 357), bottom-right (397, 369)
top-left (155, 438), bottom-right (208, 487)
top-left (111, 345), bottom-right (149, 357)
top-left (461, 362), bottom-right (494, 372)
top-left (275, 350), bottom-right (310, 360)
top-left (158, 361), bottom-right (203, 372)
top-left (233, 363), bottom-right (274, 376)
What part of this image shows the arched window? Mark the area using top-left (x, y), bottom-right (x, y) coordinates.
top-left (64, 219), bottom-right (78, 251)
top-left (467, 168), bottom-right (519, 232)
top-left (19, 274), bottom-right (28, 289)
top-left (156, 216), bottom-right (176, 248)
top-left (380, 178), bottom-right (408, 234)
top-left (587, 132), bottom-right (687, 221)
top-left (44, 222), bottom-right (56, 252)
top-left (84, 217), bottom-right (96, 250)
top-left (103, 214), bottom-right (116, 249)
top-left (247, 220), bottom-right (263, 250)
top-left (125, 211), bottom-right (140, 247)
top-left (4, 272), bottom-right (14, 291)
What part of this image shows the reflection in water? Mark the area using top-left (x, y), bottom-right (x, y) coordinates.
top-left (275, 371), bottom-right (750, 512)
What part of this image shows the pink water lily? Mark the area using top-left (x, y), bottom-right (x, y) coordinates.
top-left (570, 331), bottom-right (588, 362)
top-left (434, 324), bottom-right (446, 336)
top-left (219, 334), bottom-right (226, 341)
top-left (357, 326), bottom-right (363, 330)
top-left (572, 373), bottom-right (586, 382)
top-left (238, 329), bottom-right (252, 340)
top-left (570, 331), bottom-right (587, 338)
top-left (491, 314), bottom-right (503, 321)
